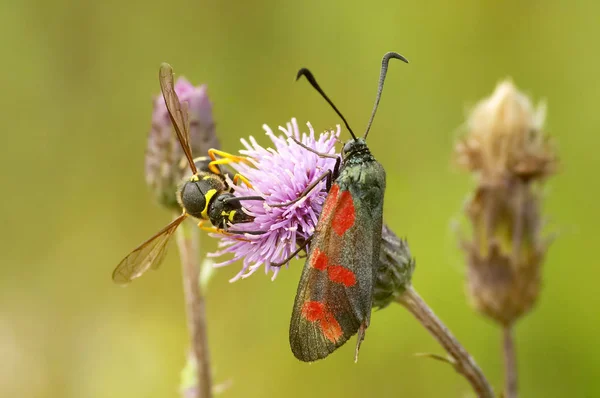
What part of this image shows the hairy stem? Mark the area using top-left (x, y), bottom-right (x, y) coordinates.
top-left (503, 325), bottom-right (517, 398)
top-left (396, 286), bottom-right (494, 398)
top-left (176, 217), bottom-right (212, 398)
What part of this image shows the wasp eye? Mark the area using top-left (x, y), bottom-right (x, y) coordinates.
top-left (180, 181), bottom-right (207, 218)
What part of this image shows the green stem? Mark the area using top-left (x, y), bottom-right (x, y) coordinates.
top-left (176, 217), bottom-right (212, 398)
top-left (396, 286), bottom-right (494, 398)
top-left (503, 325), bottom-right (517, 398)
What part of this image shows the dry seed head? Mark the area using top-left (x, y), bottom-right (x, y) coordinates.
top-left (463, 183), bottom-right (549, 325)
top-left (456, 80), bottom-right (556, 183)
top-left (456, 80), bottom-right (557, 326)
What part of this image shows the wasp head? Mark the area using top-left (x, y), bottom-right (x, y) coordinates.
top-left (177, 173), bottom-right (226, 220)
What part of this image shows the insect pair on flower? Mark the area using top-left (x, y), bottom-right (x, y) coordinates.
top-left (113, 52), bottom-right (408, 362)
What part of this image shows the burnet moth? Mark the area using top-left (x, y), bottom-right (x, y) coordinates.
top-left (289, 52), bottom-right (408, 362)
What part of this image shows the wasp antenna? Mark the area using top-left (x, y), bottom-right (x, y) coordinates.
top-left (363, 52), bottom-right (409, 140)
top-left (296, 68), bottom-right (357, 140)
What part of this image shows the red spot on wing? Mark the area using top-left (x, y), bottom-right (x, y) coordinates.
top-left (332, 190), bottom-right (355, 236)
top-left (310, 247), bottom-right (355, 287)
top-left (301, 300), bottom-right (343, 343)
top-left (319, 184), bottom-right (340, 221)
top-left (319, 313), bottom-right (343, 343)
top-left (327, 265), bottom-right (357, 287)
top-left (301, 301), bottom-right (326, 322)
top-left (310, 248), bottom-right (328, 271)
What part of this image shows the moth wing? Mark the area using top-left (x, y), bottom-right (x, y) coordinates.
top-left (289, 184), bottom-right (381, 361)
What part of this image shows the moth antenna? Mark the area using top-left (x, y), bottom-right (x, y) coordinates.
top-left (296, 68), bottom-right (357, 140)
top-left (363, 52), bottom-right (409, 139)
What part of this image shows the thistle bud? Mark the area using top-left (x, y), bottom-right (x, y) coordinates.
top-left (455, 80), bottom-right (557, 326)
top-left (372, 224), bottom-right (415, 309)
top-left (145, 78), bottom-right (220, 209)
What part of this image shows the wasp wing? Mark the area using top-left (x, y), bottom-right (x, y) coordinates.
top-left (289, 177), bottom-right (384, 362)
top-left (158, 63), bottom-right (197, 174)
top-left (112, 214), bottom-right (187, 285)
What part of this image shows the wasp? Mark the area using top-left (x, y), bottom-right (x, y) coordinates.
top-left (112, 63), bottom-right (263, 285)
top-left (182, 153), bottom-right (261, 231)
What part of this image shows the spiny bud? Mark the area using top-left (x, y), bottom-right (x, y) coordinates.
top-left (455, 80), bottom-right (557, 326)
top-left (372, 224), bottom-right (415, 309)
top-left (145, 78), bottom-right (220, 209)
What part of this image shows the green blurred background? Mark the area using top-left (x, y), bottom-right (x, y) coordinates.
top-left (1, 0), bottom-right (598, 396)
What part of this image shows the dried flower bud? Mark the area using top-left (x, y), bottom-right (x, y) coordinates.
top-left (456, 80), bottom-right (556, 183)
top-left (456, 80), bottom-right (557, 326)
top-left (145, 78), bottom-right (220, 209)
top-left (372, 223), bottom-right (415, 309)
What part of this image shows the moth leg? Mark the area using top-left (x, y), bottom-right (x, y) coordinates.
top-left (270, 237), bottom-right (312, 268)
top-left (289, 137), bottom-right (341, 184)
top-left (289, 136), bottom-right (338, 159)
top-left (354, 319), bottom-right (369, 363)
top-left (270, 170), bottom-right (332, 208)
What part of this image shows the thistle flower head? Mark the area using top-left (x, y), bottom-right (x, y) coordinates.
top-left (209, 118), bottom-right (340, 282)
top-left (145, 78), bottom-right (220, 209)
top-left (456, 80), bottom-right (557, 326)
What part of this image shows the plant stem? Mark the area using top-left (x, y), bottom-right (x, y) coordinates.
top-left (503, 325), bottom-right (517, 398)
top-left (396, 286), bottom-right (494, 398)
top-left (176, 217), bottom-right (212, 398)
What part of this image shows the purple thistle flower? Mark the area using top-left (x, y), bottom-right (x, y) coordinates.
top-left (209, 118), bottom-right (340, 282)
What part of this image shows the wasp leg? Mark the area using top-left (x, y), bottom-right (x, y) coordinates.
top-left (180, 155), bottom-right (213, 173)
top-left (197, 219), bottom-right (220, 233)
top-left (270, 170), bottom-right (332, 208)
top-left (270, 237), bottom-right (312, 268)
top-left (207, 149), bottom-right (253, 175)
top-left (197, 219), bottom-right (229, 235)
top-left (232, 173), bottom-right (253, 188)
top-left (198, 222), bottom-right (243, 237)
top-left (198, 219), bottom-right (267, 237)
